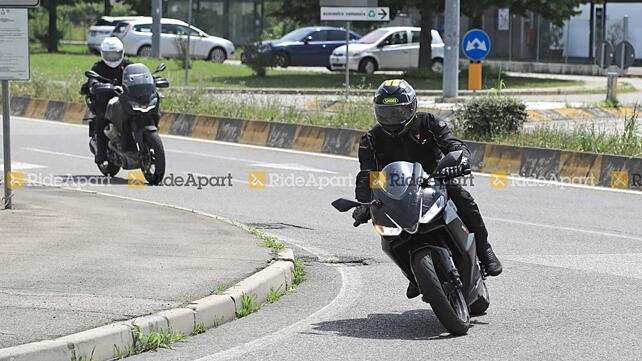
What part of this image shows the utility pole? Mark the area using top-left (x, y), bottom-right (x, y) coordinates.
top-left (152, 0), bottom-right (162, 58)
top-left (443, 0), bottom-right (460, 99)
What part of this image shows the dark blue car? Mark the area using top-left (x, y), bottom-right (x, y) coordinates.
top-left (244, 27), bottom-right (361, 68)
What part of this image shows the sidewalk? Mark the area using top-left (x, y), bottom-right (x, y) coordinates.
top-left (0, 187), bottom-right (271, 349)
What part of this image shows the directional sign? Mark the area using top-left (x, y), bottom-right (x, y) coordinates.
top-left (320, 7), bottom-right (389, 21)
top-left (0, 0), bottom-right (40, 7)
top-left (595, 41), bottom-right (614, 69)
top-left (614, 40), bottom-right (635, 70)
top-left (462, 29), bottom-right (491, 61)
top-left (0, 8), bottom-right (29, 80)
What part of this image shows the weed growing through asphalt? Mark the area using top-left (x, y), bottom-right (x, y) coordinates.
top-left (70, 349), bottom-right (95, 361)
top-left (248, 227), bottom-right (287, 251)
top-left (267, 286), bottom-right (287, 303)
top-left (213, 284), bottom-right (229, 295)
top-left (214, 316), bottom-right (224, 327)
top-left (193, 323), bottom-right (206, 335)
top-left (291, 258), bottom-right (306, 288)
top-left (236, 294), bottom-right (262, 318)
top-left (115, 325), bottom-right (187, 358)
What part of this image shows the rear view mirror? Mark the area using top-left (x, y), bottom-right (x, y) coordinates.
top-left (433, 150), bottom-right (464, 175)
top-left (331, 198), bottom-right (363, 212)
top-left (155, 77), bottom-right (170, 88)
top-left (85, 70), bottom-right (100, 79)
top-left (303, 36), bottom-right (311, 44)
top-left (154, 63), bottom-right (167, 73)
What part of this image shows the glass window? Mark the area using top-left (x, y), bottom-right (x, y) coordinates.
top-left (176, 25), bottom-right (200, 36)
top-left (112, 22), bottom-right (129, 34)
top-left (411, 31), bottom-right (421, 43)
top-left (281, 28), bottom-right (313, 42)
top-left (308, 30), bottom-right (328, 42)
top-left (328, 30), bottom-right (349, 41)
top-left (133, 24), bottom-right (152, 33)
top-left (161, 24), bottom-right (178, 34)
top-left (358, 29), bottom-right (388, 44)
top-left (382, 31), bottom-right (408, 46)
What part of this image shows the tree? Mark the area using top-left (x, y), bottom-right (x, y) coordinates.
top-left (121, 0), bottom-right (153, 16)
top-left (41, 0), bottom-right (78, 53)
top-left (105, 0), bottom-right (112, 16)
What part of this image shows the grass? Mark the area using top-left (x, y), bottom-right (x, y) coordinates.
top-left (70, 349), bottom-right (95, 361)
top-left (23, 49), bottom-right (581, 90)
top-left (291, 258), bottom-right (306, 288)
top-left (247, 227), bottom-right (287, 251)
top-left (484, 107), bottom-right (642, 157)
top-left (193, 323), bottom-right (206, 335)
top-left (212, 284), bottom-right (230, 295)
top-left (115, 325), bottom-right (187, 359)
top-left (267, 286), bottom-right (287, 303)
top-left (236, 294), bottom-right (262, 318)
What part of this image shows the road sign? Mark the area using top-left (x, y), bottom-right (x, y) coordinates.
top-left (462, 29), bottom-right (491, 61)
top-left (0, 0), bottom-right (39, 7)
top-left (320, 7), bottom-right (389, 21)
top-left (595, 41), bottom-right (614, 69)
top-left (0, 9), bottom-right (29, 80)
top-left (614, 40), bottom-right (635, 70)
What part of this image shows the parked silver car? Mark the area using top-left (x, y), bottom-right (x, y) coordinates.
top-left (330, 26), bottom-right (445, 73)
top-left (111, 17), bottom-right (235, 62)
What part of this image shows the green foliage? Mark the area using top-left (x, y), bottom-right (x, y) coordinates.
top-left (115, 324), bottom-right (187, 358)
top-left (261, 17), bottom-right (300, 40)
top-left (242, 42), bottom-right (272, 77)
top-left (70, 348), bottom-right (94, 361)
top-left (454, 95), bottom-right (527, 140)
top-left (267, 286), bottom-right (287, 303)
top-left (291, 258), bottom-right (306, 287)
top-left (236, 294), bottom-right (262, 318)
top-left (213, 284), bottom-right (229, 295)
top-left (193, 323), bottom-right (206, 335)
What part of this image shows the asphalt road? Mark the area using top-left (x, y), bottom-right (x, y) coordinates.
top-left (3, 116), bottom-right (642, 360)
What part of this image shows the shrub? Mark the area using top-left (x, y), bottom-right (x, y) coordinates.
top-left (242, 41), bottom-right (272, 77)
top-left (453, 95), bottom-right (527, 140)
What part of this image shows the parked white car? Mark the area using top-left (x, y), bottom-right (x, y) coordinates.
top-left (111, 17), bottom-right (235, 62)
top-left (330, 26), bottom-right (445, 73)
top-left (87, 16), bottom-right (142, 54)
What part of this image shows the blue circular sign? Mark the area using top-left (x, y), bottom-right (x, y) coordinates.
top-left (462, 29), bottom-right (491, 61)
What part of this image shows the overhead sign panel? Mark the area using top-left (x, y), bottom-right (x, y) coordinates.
top-left (0, 0), bottom-right (40, 7)
top-left (320, 7), bottom-right (389, 21)
top-left (0, 8), bottom-right (29, 80)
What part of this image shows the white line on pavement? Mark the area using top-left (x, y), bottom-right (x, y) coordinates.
top-left (22, 147), bottom-right (93, 160)
top-left (487, 216), bottom-right (642, 242)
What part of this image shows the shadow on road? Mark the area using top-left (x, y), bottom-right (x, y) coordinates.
top-left (308, 310), bottom-right (481, 340)
top-left (52, 174), bottom-right (130, 185)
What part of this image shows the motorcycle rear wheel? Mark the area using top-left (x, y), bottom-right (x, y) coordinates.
top-left (141, 132), bottom-right (166, 185)
top-left (412, 248), bottom-right (470, 335)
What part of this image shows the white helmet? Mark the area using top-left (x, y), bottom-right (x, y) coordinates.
top-left (100, 37), bottom-right (124, 68)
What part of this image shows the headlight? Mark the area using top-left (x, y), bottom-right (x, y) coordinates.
top-left (374, 223), bottom-right (402, 236)
top-left (419, 196), bottom-right (445, 224)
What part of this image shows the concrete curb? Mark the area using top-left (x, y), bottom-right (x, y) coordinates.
top-left (0, 189), bottom-right (297, 361)
top-left (2, 96), bottom-right (641, 191)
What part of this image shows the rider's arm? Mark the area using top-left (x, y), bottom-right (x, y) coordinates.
top-left (425, 113), bottom-right (471, 159)
top-left (355, 133), bottom-right (376, 202)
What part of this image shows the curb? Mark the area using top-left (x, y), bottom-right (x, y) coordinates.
top-left (0, 189), bottom-right (296, 361)
top-left (2, 96), bottom-right (641, 191)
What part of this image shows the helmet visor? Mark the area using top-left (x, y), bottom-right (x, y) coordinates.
top-left (102, 50), bottom-right (123, 63)
top-left (374, 104), bottom-right (415, 126)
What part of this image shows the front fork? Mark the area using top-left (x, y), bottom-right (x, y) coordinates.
top-left (416, 245), bottom-right (463, 290)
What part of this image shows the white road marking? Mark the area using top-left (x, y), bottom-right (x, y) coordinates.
top-left (487, 216), bottom-right (642, 242)
top-left (0, 160), bottom-right (46, 170)
top-left (14, 116), bottom-right (642, 196)
top-left (22, 147), bottom-right (93, 160)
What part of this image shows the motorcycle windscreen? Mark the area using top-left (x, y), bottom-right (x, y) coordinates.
top-left (371, 161), bottom-right (424, 230)
top-left (122, 64), bottom-right (156, 104)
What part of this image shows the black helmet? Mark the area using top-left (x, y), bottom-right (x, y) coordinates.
top-left (373, 79), bottom-right (417, 137)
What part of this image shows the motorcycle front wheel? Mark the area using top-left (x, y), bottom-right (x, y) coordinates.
top-left (98, 162), bottom-right (121, 177)
top-left (141, 132), bottom-right (166, 185)
top-left (412, 248), bottom-right (470, 335)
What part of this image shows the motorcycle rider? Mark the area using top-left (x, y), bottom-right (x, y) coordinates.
top-left (82, 37), bottom-right (133, 165)
top-left (352, 79), bottom-right (503, 299)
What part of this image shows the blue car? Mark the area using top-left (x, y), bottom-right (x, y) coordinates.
top-left (243, 27), bottom-right (361, 69)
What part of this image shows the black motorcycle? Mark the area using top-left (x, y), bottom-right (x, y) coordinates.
top-left (332, 151), bottom-right (490, 335)
top-left (83, 63), bottom-right (169, 185)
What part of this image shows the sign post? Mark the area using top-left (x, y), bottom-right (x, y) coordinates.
top-left (462, 29), bottom-right (491, 92)
top-left (0, 6), bottom-right (31, 209)
top-left (320, 4), bottom-right (389, 100)
top-left (597, 40), bottom-right (635, 104)
top-left (443, 0), bottom-right (460, 99)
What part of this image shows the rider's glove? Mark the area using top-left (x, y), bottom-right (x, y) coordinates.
top-left (352, 205), bottom-right (371, 227)
top-left (437, 157), bottom-right (471, 179)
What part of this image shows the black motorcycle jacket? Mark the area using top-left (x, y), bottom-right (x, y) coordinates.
top-left (355, 112), bottom-right (470, 202)
top-left (81, 59), bottom-right (133, 96)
